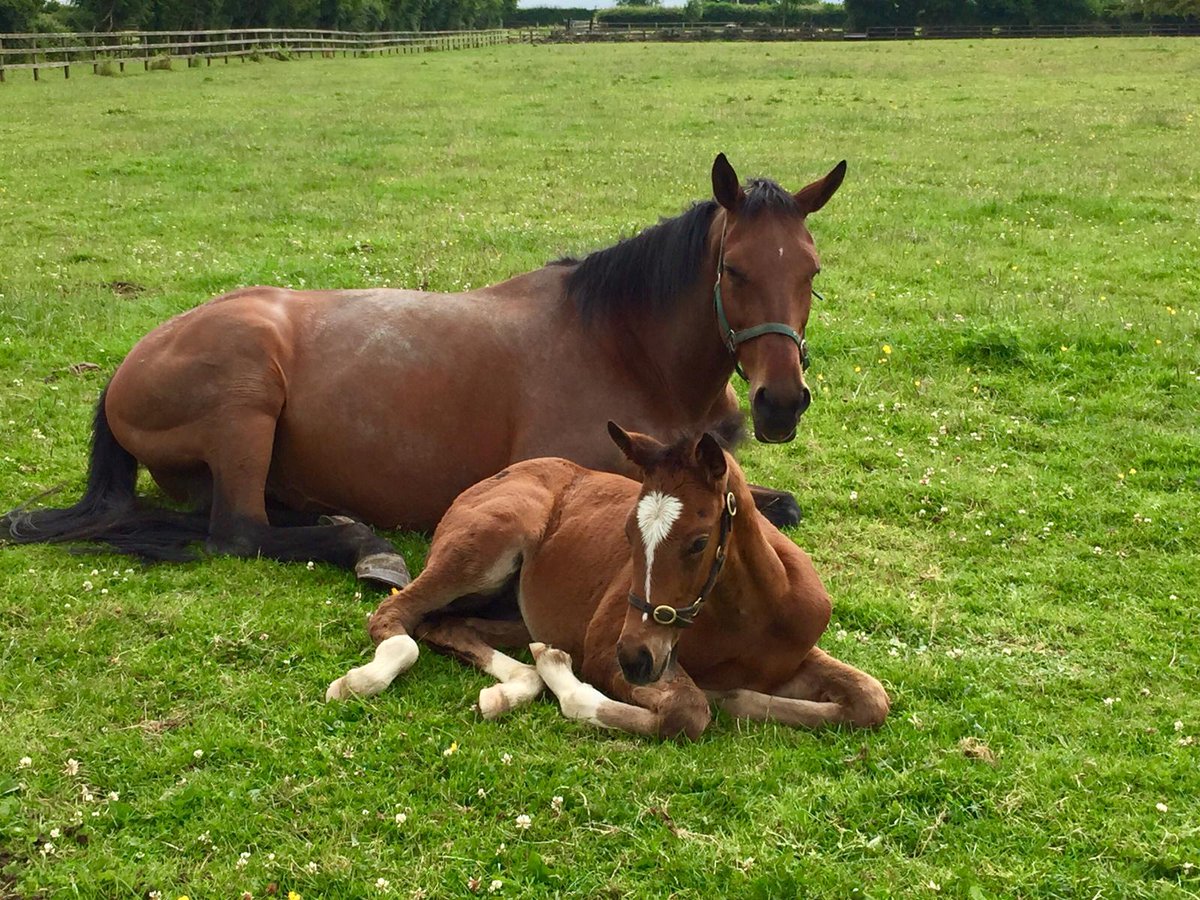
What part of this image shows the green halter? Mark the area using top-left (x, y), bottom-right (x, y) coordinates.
top-left (713, 217), bottom-right (816, 381)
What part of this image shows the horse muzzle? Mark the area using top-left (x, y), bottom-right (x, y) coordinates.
top-left (751, 384), bottom-right (811, 443)
top-left (617, 642), bottom-right (671, 686)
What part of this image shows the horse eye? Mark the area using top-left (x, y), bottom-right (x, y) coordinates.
top-left (687, 536), bottom-right (709, 555)
top-left (724, 266), bottom-right (745, 282)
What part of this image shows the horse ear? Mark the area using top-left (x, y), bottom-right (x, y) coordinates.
top-left (694, 432), bottom-right (728, 482)
top-left (712, 153), bottom-right (745, 211)
top-left (794, 160), bottom-right (847, 216)
top-left (608, 421), bottom-right (663, 469)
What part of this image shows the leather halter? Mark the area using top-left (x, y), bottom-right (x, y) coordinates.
top-left (627, 490), bottom-right (737, 628)
top-left (713, 215), bottom-right (817, 381)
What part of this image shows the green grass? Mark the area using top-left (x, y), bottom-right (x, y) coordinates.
top-left (1, 39), bottom-right (1198, 898)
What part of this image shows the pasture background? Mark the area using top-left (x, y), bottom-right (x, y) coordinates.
top-left (1, 39), bottom-right (1198, 898)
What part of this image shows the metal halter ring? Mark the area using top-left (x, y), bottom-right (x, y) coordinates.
top-left (652, 605), bottom-right (679, 626)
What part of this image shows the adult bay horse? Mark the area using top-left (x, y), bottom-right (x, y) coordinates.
top-left (327, 424), bottom-right (889, 739)
top-left (3, 154), bottom-right (846, 587)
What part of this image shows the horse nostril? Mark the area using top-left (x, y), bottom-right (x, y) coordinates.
top-left (619, 646), bottom-right (655, 685)
top-left (797, 386), bottom-right (812, 415)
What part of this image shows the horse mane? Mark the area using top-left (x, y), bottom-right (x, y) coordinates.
top-left (556, 178), bottom-right (800, 324)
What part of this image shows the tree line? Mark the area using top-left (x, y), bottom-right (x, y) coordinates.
top-left (0, 0), bottom-right (517, 33)
top-left (2, 0), bottom-right (1196, 33)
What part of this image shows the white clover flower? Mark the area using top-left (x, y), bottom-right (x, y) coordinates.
top-left (49, 828), bottom-right (61, 839)
top-left (107, 791), bottom-right (119, 801)
top-left (193, 749), bottom-right (204, 759)
top-left (500, 753), bottom-right (512, 766)
top-left (149, 892), bottom-right (162, 900)
top-left (395, 812), bottom-right (407, 826)
top-left (306, 861), bottom-right (319, 874)
top-left (515, 814), bottom-right (531, 830)
top-left (1156, 802), bottom-right (1168, 813)
top-left (551, 795), bottom-right (564, 812)
top-left (1175, 720), bottom-right (1184, 732)
top-left (489, 880), bottom-right (503, 893)
top-left (237, 850), bottom-right (251, 868)
top-left (17, 756), bottom-right (32, 769)
top-left (375, 877), bottom-right (391, 891)
top-left (39, 841), bottom-right (55, 856)
top-left (64, 758), bottom-right (80, 776)
top-left (1103, 697), bottom-right (1117, 707)
top-left (477, 788), bottom-right (487, 798)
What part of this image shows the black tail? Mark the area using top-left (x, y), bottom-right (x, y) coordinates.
top-left (2, 387), bottom-right (209, 561)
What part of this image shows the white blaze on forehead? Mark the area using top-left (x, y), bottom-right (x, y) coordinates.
top-left (636, 491), bottom-right (683, 602)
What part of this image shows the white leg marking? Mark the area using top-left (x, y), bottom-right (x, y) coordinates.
top-left (530, 643), bottom-right (609, 726)
top-left (636, 491), bottom-right (682, 603)
top-left (477, 648), bottom-right (544, 720)
top-left (325, 634), bottom-right (419, 701)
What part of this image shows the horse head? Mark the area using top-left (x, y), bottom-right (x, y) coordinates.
top-left (607, 421), bottom-right (734, 686)
top-left (710, 153), bottom-right (846, 443)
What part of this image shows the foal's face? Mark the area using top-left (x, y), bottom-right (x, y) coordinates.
top-left (607, 424), bottom-right (729, 686)
top-left (711, 154), bottom-right (847, 443)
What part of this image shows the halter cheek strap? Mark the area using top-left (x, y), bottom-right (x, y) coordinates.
top-left (713, 216), bottom-right (817, 381)
top-left (626, 490), bottom-right (737, 628)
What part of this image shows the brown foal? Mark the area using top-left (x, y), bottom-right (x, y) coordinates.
top-left (328, 424), bottom-right (888, 739)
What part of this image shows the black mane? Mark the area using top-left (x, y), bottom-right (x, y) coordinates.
top-left (557, 178), bottom-right (800, 323)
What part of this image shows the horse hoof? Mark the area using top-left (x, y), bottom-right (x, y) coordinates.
top-left (319, 514), bottom-right (357, 527)
top-left (759, 494), bottom-right (802, 528)
top-left (325, 676), bottom-right (351, 702)
top-left (356, 552), bottom-right (411, 589)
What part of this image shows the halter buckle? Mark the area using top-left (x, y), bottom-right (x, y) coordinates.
top-left (652, 605), bottom-right (678, 626)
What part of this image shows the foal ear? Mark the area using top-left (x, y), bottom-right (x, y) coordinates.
top-left (694, 432), bottom-right (728, 482)
top-left (712, 153), bottom-right (745, 212)
top-left (608, 421), bottom-right (663, 469)
top-left (794, 160), bottom-right (847, 216)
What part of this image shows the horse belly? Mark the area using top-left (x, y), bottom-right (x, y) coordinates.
top-left (269, 293), bottom-right (521, 529)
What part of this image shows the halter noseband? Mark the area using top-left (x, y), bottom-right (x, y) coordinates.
top-left (626, 490), bottom-right (737, 628)
top-left (713, 215), bottom-right (819, 381)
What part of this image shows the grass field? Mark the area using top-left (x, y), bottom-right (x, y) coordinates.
top-left (1, 38), bottom-right (1198, 898)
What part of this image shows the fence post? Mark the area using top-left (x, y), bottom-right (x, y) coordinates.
top-left (0, 37), bottom-right (5, 83)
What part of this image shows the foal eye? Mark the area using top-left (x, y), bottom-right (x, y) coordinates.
top-left (724, 266), bottom-right (746, 283)
top-left (687, 536), bottom-right (709, 555)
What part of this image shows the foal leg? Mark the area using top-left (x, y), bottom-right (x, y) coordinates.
top-left (326, 503), bottom-right (540, 701)
top-left (532, 644), bottom-right (712, 740)
top-left (711, 647), bottom-right (889, 729)
top-left (415, 619), bottom-right (544, 719)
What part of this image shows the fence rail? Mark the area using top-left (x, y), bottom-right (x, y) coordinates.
top-left (0, 27), bottom-right (529, 82)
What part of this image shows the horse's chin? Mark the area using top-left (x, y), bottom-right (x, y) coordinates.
top-left (753, 423), bottom-right (798, 444)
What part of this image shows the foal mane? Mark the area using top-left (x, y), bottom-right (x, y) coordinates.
top-left (556, 178), bottom-right (801, 324)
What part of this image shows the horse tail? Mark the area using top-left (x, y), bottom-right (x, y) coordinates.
top-left (2, 387), bottom-right (209, 561)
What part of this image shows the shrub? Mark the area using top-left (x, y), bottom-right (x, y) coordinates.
top-left (147, 53), bottom-right (172, 71)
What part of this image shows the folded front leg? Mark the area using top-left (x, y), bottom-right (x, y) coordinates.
top-left (532, 643), bottom-right (711, 740)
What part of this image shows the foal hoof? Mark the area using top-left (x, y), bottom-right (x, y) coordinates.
top-left (356, 552), bottom-right (412, 589)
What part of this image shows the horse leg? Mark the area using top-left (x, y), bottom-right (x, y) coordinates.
top-left (201, 412), bottom-right (410, 587)
top-left (531, 644), bottom-right (712, 741)
top-left (325, 505), bottom-right (536, 701)
top-left (747, 485), bottom-right (802, 528)
top-left (710, 647), bottom-right (889, 729)
top-left (414, 619), bottom-right (544, 719)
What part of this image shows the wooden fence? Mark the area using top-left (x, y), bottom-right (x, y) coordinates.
top-left (0, 27), bottom-right (529, 82)
top-left (567, 20), bottom-right (1200, 42)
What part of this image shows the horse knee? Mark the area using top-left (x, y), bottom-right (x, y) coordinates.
top-left (658, 694), bottom-right (712, 741)
top-left (847, 677), bottom-right (890, 729)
